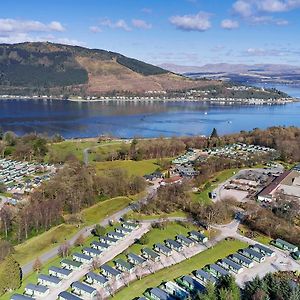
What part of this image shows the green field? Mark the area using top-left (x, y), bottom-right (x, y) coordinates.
top-left (191, 168), bottom-right (240, 204)
top-left (94, 159), bottom-right (160, 177)
top-left (127, 211), bottom-right (187, 221)
top-left (112, 239), bottom-right (248, 299)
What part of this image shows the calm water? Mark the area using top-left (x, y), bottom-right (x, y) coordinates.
top-left (0, 84), bottom-right (299, 138)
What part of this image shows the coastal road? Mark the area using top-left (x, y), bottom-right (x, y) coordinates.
top-left (21, 181), bottom-right (160, 275)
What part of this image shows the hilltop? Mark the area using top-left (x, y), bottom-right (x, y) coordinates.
top-left (0, 42), bottom-right (220, 96)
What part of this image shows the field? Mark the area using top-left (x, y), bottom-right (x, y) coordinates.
top-left (112, 239), bottom-right (247, 299)
top-left (94, 159), bottom-right (160, 177)
top-left (191, 168), bottom-right (240, 204)
top-left (13, 196), bottom-right (134, 266)
top-left (126, 210), bottom-right (187, 221)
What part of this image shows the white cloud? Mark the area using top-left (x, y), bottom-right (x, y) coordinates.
top-left (169, 12), bottom-right (212, 32)
top-left (0, 18), bottom-right (65, 34)
top-left (132, 19), bottom-right (152, 29)
top-left (221, 19), bottom-right (239, 29)
top-left (256, 0), bottom-right (300, 12)
top-left (89, 26), bottom-right (102, 33)
top-left (100, 18), bottom-right (131, 31)
top-left (233, 1), bottom-right (253, 17)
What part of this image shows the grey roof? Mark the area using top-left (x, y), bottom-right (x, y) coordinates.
top-left (71, 281), bottom-right (96, 294)
top-left (38, 274), bottom-right (61, 284)
top-left (190, 231), bottom-right (206, 240)
top-left (99, 236), bottom-right (118, 243)
top-left (195, 269), bottom-right (217, 283)
top-left (116, 226), bottom-right (131, 233)
top-left (73, 252), bottom-right (93, 261)
top-left (209, 264), bottom-right (229, 276)
top-left (86, 272), bottom-right (108, 284)
top-left (61, 259), bottom-right (82, 268)
top-left (91, 241), bottom-right (109, 249)
top-left (240, 248), bottom-right (264, 260)
top-left (165, 239), bottom-right (183, 249)
top-left (176, 235), bottom-right (194, 245)
top-left (229, 253), bottom-right (253, 265)
top-left (115, 258), bottom-right (134, 270)
top-left (58, 291), bottom-right (83, 300)
top-left (127, 253), bottom-right (146, 264)
top-left (101, 264), bottom-right (122, 276)
top-left (122, 221), bottom-right (138, 228)
top-left (182, 276), bottom-right (206, 292)
top-left (25, 283), bottom-right (49, 294)
top-left (155, 243), bottom-right (172, 253)
top-left (220, 258), bottom-right (243, 271)
top-left (142, 247), bottom-right (160, 259)
top-left (49, 266), bottom-right (72, 276)
top-left (252, 243), bottom-right (274, 255)
top-left (275, 238), bottom-right (297, 249)
top-left (107, 231), bottom-right (125, 239)
top-left (149, 287), bottom-right (175, 300)
top-left (10, 294), bottom-right (34, 300)
top-left (82, 247), bottom-right (101, 255)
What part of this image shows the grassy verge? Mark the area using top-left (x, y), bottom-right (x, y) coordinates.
top-left (238, 224), bottom-right (272, 245)
top-left (112, 239), bottom-right (248, 299)
top-left (126, 211), bottom-right (187, 221)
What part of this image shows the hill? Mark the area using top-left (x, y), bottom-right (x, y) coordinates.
top-left (0, 42), bottom-right (219, 96)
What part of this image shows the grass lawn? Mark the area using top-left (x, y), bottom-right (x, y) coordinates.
top-left (94, 159), bottom-right (160, 177)
top-left (192, 168), bottom-right (240, 204)
top-left (126, 211), bottom-right (188, 221)
top-left (238, 224), bottom-right (272, 245)
top-left (112, 239), bottom-right (248, 300)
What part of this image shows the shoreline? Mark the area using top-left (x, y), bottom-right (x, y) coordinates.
top-left (0, 95), bottom-right (297, 105)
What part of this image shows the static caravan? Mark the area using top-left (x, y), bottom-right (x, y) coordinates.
top-left (189, 231), bottom-right (208, 243)
top-left (154, 243), bottom-right (172, 256)
top-left (37, 274), bottom-right (62, 287)
top-left (25, 283), bottom-right (49, 298)
top-left (162, 281), bottom-right (190, 300)
top-left (272, 239), bottom-right (298, 252)
top-left (58, 291), bottom-right (83, 300)
top-left (291, 251), bottom-right (300, 260)
top-left (176, 235), bottom-right (195, 248)
top-left (85, 271), bottom-right (108, 287)
top-left (195, 269), bottom-right (217, 285)
top-left (251, 244), bottom-right (275, 257)
top-left (115, 258), bottom-right (135, 273)
top-left (177, 276), bottom-right (206, 294)
top-left (165, 239), bottom-right (183, 252)
top-left (72, 253), bottom-right (93, 264)
top-left (127, 253), bottom-right (147, 266)
top-left (239, 248), bottom-right (265, 263)
top-left (10, 294), bottom-right (34, 300)
top-left (82, 247), bottom-right (102, 258)
top-left (90, 241), bottom-right (109, 251)
top-left (115, 226), bottom-right (132, 234)
top-left (107, 231), bottom-right (125, 240)
top-left (217, 258), bottom-right (243, 274)
top-left (122, 221), bottom-right (138, 230)
top-left (61, 259), bottom-right (82, 271)
top-left (147, 287), bottom-right (176, 300)
top-left (142, 248), bottom-right (160, 262)
top-left (49, 266), bottom-right (72, 279)
top-left (228, 253), bottom-right (254, 268)
top-left (101, 264), bottom-right (122, 279)
top-left (71, 281), bottom-right (97, 299)
top-left (99, 236), bottom-right (118, 245)
top-left (206, 264), bottom-right (229, 278)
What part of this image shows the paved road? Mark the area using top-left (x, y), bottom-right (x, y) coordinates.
top-left (21, 182), bottom-right (160, 275)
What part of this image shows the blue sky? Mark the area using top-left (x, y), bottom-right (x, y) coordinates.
top-left (1, 0), bottom-right (300, 66)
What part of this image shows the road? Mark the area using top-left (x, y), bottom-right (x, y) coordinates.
top-left (21, 181), bottom-right (160, 275)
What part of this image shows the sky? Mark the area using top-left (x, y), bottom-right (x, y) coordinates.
top-left (1, 0), bottom-right (300, 66)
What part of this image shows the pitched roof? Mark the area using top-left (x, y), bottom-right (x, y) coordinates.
top-left (25, 283), bottom-right (49, 293)
top-left (58, 291), bottom-right (83, 300)
top-left (71, 281), bottom-right (96, 294)
top-left (49, 266), bottom-right (72, 276)
top-left (101, 264), bottom-right (122, 276)
top-left (38, 274), bottom-right (61, 284)
top-left (86, 272), bottom-right (108, 284)
top-left (127, 253), bottom-right (146, 264)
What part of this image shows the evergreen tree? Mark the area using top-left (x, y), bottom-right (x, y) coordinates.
top-left (197, 282), bottom-right (217, 300)
top-left (0, 255), bottom-right (22, 295)
top-left (243, 276), bottom-right (268, 300)
top-left (210, 127), bottom-right (219, 139)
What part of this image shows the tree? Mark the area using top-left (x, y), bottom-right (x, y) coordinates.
top-left (197, 282), bottom-right (217, 300)
top-left (33, 257), bottom-right (42, 273)
top-left (75, 234), bottom-right (85, 246)
top-left (58, 242), bottom-right (70, 258)
top-left (138, 235), bottom-right (149, 245)
top-left (0, 255), bottom-right (22, 295)
top-left (210, 128), bottom-right (219, 139)
top-left (93, 224), bottom-right (106, 237)
top-left (0, 240), bottom-right (14, 262)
